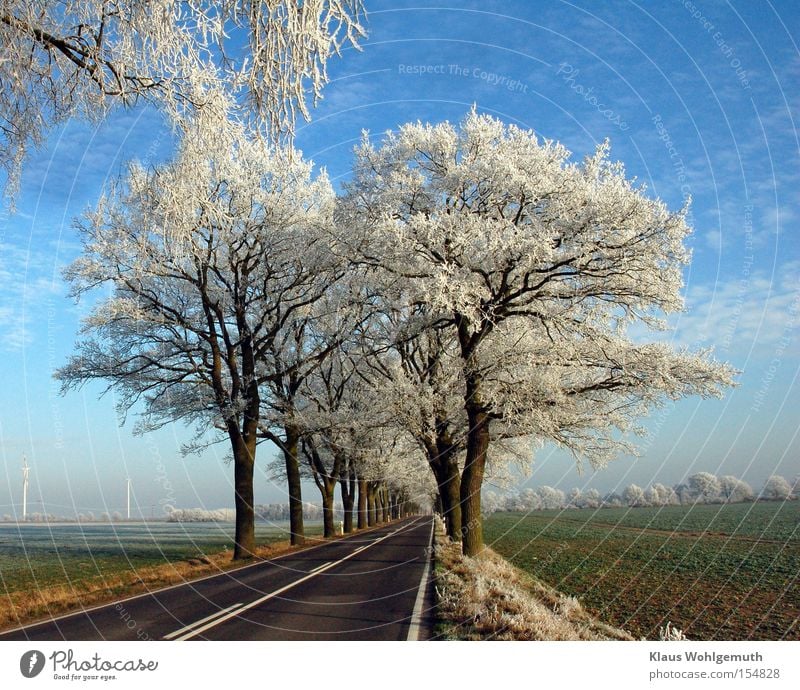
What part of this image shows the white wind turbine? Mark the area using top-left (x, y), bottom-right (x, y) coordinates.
top-left (22, 453), bottom-right (29, 521)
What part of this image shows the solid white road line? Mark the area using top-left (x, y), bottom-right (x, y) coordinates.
top-left (309, 560), bottom-right (335, 574)
top-left (406, 518), bottom-right (434, 641)
top-left (173, 517), bottom-right (423, 641)
top-left (163, 603), bottom-right (244, 640)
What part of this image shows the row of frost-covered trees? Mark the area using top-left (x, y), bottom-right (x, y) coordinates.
top-left (484, 473), bottom-right (799, 513)
top-left (3, 1), bottom-right (736, 558)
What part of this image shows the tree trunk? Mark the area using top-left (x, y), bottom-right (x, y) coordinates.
top-left (425, 431), bottom-right (462, 541)
top-left (460, 402), bottom-right (490, 556)
top-left (283, 425), bottom-right (305, 545)
top-left (232, 434), bottom-right (256, 560)
top-left (357, 478), bottom-right (368, 529)
top-left (321, 483), bottom-right (336, 538)
top-left (441, 460), bottom-right (463, 542)
top-left (340, 476), bottom-right (355, 533)
top-left (367, 483), bottom-right (377, 526)
top-left (381, 486), bottom-right (390, 522)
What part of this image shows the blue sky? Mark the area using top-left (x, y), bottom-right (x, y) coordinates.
top-left (0, 0), bottom-right (798, 518)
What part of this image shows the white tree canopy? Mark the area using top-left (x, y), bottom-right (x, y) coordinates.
top-left (339, 109), bottom-right (736, 553)
top-left (761, 475), bottom-right (792, 500)
top-left (719, 475), bottom-right (753, 502)
top-left (56, 120), bottom-right (337, 557)
top-left (0, 0), bottom-right (365, 196)
top-left (687, 472), bottom-right (721, 503)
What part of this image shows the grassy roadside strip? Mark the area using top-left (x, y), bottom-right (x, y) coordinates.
top-left (431, 516), bottom-right (634, 641)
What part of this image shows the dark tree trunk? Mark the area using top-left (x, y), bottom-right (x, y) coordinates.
top-left (321, 483), bottom-right (336, 538)
top-left (440, 460), bottom-right (463, 542)
top-left (456, 316), bottom-right (492, 556)
top-left (367, 483), bottom-right (377, 526)
top-left (232, 433), bottom-right (256, 560)
top-left (381, 486), bottom-right (390, 522)
top-left (283, 424), bottom-right (305, 545)
top-left (425, 430), bottom-right (462, 541)
top-left (357, 478), bottom-right (368, 529)
top-left (340, 476), bottom-right (355, 533)
top-left (460, 401), bottom-right (490, 556)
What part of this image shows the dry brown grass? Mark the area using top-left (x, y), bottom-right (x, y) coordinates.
top-left (433, 518), bottom-right (633, 641)
top-left (0, 538), bottom-right (325, 632)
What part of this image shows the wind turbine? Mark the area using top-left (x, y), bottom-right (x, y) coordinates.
top-left (126, 477), bottom-right (131, 520)
top-left (22, 454), bottom-right (29, 521)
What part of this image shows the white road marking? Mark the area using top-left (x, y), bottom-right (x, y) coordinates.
top-left (163, 602), bottom-right (244, 640)
top-left (406, 518), bottom-right (434, 641)
top-left (309, 560), bottom-right (334, 573)
top-left (173, 518), bottom-right (423, 640)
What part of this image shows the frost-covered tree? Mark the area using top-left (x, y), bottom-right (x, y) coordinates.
top-left (0, 0), bottom-right (365, 197)
top-left (56, 122), bottom-right (337, 559)
top-left (623, 484), bottom-right (646, 507)
top-left (761, 475), bottom-right (792, 501)
top-left (519, 487), bottom-right (541, 511)
top-left (295, 343), bottom-right (371, 538)
top-left (567, 488), bottom-right (582, 509)
top-left (255, 270), bottom-right (361, 545)
top-left (646, 482), bottom-right (679, 506)
top-left (687, 472), bottom-right (721, 504)
top-left (537, 486), bottom-right (565, 510)
top-left (363, 313), bottom-right (468, 540)
top-left (579, 488), bottom-right (601, 509)
top-left (340, 109), bottom-right (736, 555)
top-left (719, 475), bottom-right (753, 503)
top-left (482, 490), bottom-right (502, 515)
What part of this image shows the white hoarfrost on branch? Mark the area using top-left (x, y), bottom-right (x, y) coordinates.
top-left (0, 0), bottom-right (365, 196)
top-left (56, 122), bottom-right (337, 559)
top-left (339, 109), bottom-right (736, 555)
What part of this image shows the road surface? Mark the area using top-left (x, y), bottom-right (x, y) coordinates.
top-left (0, 516), bottom-right (434, 641)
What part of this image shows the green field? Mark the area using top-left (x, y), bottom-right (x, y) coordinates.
top-left (0, 521), bottom-right (321, 596)
top-left (484, 502), bottom-right (799, 640)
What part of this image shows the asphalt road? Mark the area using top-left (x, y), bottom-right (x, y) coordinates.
top-left (0, 516), bottom-right (434, 641)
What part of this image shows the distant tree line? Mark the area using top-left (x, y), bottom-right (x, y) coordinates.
top-left (1, 502), bottom-right (352, 524)
top-left (482, 473), bottom-right (799, 514)
top-left (166, 503), bottom-right (348, 523)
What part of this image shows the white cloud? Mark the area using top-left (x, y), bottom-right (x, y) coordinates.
top-left (673, 265), bottom-right (800, 357)
top-left (0, 233), bottom-right (69, 352)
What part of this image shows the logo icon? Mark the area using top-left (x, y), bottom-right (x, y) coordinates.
top-left (20, 650), bottom-right (45, 679)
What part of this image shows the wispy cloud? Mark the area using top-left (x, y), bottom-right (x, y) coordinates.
top-left (673, 264), bottom-right (800, 357)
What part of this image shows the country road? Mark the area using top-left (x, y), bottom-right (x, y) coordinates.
top-left (0, 516), bottom-right (434, 642)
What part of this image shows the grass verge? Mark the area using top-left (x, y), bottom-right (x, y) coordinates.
top-left (431, 517), bottom-right (633, 641)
